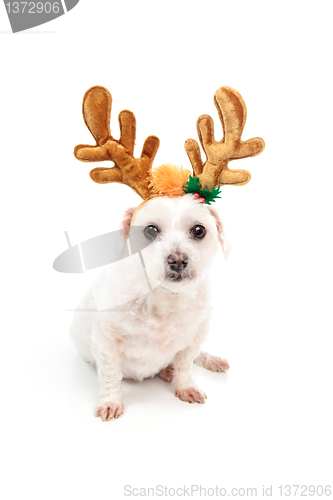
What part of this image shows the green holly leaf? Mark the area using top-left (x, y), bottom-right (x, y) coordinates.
top-left (183, 175), bottom-right (202, 193)
top-left (183, 175), bottom-right (221, 204)
top-left (201, 185), bottom-right (222, 205)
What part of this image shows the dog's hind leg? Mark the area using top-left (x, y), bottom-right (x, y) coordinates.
top-left (194, 352), bottom-right (230, 372)
top-left (158, 364), bottom-right (174, 382)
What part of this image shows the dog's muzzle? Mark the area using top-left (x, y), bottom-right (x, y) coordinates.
top-left (166, 252), bottom-right (190, 281)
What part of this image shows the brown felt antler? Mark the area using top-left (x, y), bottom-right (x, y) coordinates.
top-left (185, 87), bottom-right (265, 190)
top-left (74, 86), bottom-right (160, 200)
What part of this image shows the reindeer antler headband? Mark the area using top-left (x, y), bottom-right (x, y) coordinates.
top-left (74, 85), bottom-right (265, 204)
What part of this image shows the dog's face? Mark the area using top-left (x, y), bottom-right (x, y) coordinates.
top-left (123, 195), bottom-right (229, 292)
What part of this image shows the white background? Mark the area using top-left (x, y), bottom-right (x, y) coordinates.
top-left (1, 1), bottom-right (332, 498)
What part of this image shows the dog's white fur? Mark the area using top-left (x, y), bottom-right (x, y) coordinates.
top-left (70, 195), bottom-right (230, 421)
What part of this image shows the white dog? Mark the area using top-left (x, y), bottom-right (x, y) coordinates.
top-left (70, 194), bottom-right (230, 421)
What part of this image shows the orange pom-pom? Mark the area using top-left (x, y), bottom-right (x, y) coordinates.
top-left (149, 164), bottom-right (191, 197)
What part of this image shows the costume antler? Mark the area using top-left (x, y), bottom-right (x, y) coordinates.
top-left (74, 86), bottom-right (160, 199)
top-left (185, 87), bottom-right (265, 190)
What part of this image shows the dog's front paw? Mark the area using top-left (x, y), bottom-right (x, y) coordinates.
top-left (175, 386), bottom-right (207, 404)
top-left (95, 401), bottom-right (124, 421)
top-left (206, 356), bottom-right (230, 372)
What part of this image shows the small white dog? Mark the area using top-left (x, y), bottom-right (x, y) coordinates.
top-left (70, 194), bottom-right (230, 421)
top-left (69, 84), bottom-right (264, 420)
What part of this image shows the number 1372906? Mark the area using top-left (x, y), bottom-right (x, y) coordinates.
top-left (5, 2), bottom-right (61, 14)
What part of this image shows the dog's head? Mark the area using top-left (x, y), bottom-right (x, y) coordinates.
top-left (122, 195), bottom-right (230, 292)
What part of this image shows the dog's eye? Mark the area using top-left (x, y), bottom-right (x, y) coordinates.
top-left (191, 225), bottom-right (206, 239)
top-left (144, 225), bottom-right (159, 239)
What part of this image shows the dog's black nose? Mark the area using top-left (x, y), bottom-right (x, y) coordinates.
top-left (167, 252), bottom-right (188, 271)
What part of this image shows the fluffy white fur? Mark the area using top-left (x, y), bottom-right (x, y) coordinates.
top-left (70, 195), bottom-right (230, 421)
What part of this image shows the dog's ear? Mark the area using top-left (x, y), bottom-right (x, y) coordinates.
top-left (208, 207), bottom-right (231, 259)
top-left (121, 207), bottom-right (136, 238)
